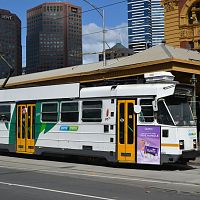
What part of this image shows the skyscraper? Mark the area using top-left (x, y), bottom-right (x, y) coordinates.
top-left (0, 9), bottom-right (22, 78)
top-left (128, 0), bottom-right (164, 53)
top-left (151, 0), bottom-right (164, 46)
top-left (128, 0), bottom-right (152, 53)
top-left (26, 2), bottom-right (82, 74)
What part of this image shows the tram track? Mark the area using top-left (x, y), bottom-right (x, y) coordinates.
top-left (0, 155), bottom-right (200, 190)
top-left (0, 157), bottom-right (200, 195)
top-left (0, 162), bottom-right (200, 197)
top-left (0, 153), bottom-right (199, 179)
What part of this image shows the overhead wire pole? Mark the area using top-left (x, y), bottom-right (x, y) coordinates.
top-left (191, 74), bottom-right (197, 121)
top-left (0, 53), bottom-right (15, 88)
top-left (102, 9), bottom-right (106, 67)
top-left (82, 0), bottom-right (106, 66)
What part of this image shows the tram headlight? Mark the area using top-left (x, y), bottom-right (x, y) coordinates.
top-left (179, 140), bottom-right (184, 150)
top-left (193, 139), bottom-right (197, 149)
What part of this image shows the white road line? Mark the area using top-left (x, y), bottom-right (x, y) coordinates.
top-left (0, 181), bottom-right (116, 200)
top-left (0, 164), bottom-right (199, 188)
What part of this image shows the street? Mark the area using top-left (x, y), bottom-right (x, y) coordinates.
top-left (0, 154), bottom-right (199, 200)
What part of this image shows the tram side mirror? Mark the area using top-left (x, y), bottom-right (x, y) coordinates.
top-left (134, 105), bottom-right (141, 114)
top-left (152, 100), bottom-right (158, 111)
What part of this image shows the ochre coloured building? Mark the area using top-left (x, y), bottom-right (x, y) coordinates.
top-left (161, 0), bottom-right (200, 51)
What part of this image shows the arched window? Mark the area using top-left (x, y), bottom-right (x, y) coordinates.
top-left (188, 2), bottom-right (200, 24)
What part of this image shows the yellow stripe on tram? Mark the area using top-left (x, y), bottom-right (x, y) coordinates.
top-left (161, 143), bottom-right (179, 148)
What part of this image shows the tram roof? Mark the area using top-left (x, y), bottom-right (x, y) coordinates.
top-left (0, 82), bottom-right (176, 102)
top-left (80, 83), bottom-right (176, 99)
top-left (0, 44), bottom-right (200, 88)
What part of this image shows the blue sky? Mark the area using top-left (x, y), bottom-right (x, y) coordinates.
top-left (1, 0), bottom-right (128, 65)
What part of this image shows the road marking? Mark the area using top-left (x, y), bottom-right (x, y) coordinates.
top-left (0, 181), bottom-right (116, 200)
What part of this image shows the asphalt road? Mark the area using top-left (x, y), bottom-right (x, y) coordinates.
top-left (0, 154), bottom-right (199, 200)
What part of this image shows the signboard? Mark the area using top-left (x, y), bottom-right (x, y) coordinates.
top-left (137, 126), bottom-right (160, 165)
top-left (60, 125), bottom-right (79, 132)
top-left (0, 15), bottom-right (13, 21)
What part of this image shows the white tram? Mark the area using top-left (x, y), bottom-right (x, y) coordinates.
top-left (0, 72), bottom-right (198, 165)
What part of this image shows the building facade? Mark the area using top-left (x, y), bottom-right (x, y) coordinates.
top-left (0, 9), bottom-right (22, 78)
top-left (26, 2), bottom-right (82, 74)
top-left (161, 0), bottom-right (200, 51)
top-left (128, 0), bottom-right (164, 53)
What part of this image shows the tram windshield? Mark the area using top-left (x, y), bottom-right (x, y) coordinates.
top-left (157, 96), bottom-right (195, 126)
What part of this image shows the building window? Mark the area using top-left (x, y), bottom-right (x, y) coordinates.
top-left (82, 101), bottom-right (102, 122)
top-left (41, 102), bottom-right (58, 122)
top-left (139, 99), bottom-right (154, 122)
top-left (0, 105), bottom-right (11, 121)
top-left (61, 102), bottom-right (79, 122)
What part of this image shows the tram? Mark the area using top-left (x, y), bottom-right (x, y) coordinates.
top-left (0, 72), bottom-right (198, 165)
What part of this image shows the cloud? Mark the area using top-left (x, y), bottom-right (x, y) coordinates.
top-left (82, 22), bottom-right (128, 64)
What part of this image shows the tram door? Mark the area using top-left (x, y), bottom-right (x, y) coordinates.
top-left (16, 104), bottom-right (35, 154)
top-left (117, 100), bottom-right (136, 163)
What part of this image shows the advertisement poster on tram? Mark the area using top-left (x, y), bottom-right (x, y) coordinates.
top-left (137, 126), bottom-right (161, 165)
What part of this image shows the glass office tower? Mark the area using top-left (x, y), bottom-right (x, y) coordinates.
top-left (128, 0), bottom-right (152, 53)
top-left (151, 0), bottom-right (164, 46)
top-left (128, 0), bottom-right (164, 53)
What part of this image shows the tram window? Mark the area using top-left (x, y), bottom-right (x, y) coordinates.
top-left (41, 103), bottom-right (58, 122)
top-left (82, 101), bottom-right (102, 122)
top-left (61, 102), bottom-right (79, 122)
top-left (139, 99), bottom-right (154, 122)
top-left (0, 105), bottom-right (11, 121)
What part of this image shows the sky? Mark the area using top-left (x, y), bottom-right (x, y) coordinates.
top-left (0, 0), bottom-right (128, 66)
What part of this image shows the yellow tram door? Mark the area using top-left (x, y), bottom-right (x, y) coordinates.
top-left (117, 100), bottom-right (136, 163)
top-left (16, 104), bottom-right (36, 154)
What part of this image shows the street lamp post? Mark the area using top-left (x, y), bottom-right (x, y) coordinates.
top-left (82, 0), bottom-right (106, 66)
